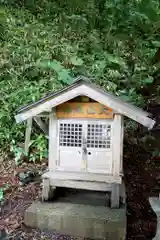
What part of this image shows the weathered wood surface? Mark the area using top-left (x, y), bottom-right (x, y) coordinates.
top-left (34, 116), bottom-right (49, 137)
top-left (49, 179), bottom-right (112, 192)
top-left (48, 111), bottom-right (57, 171)
top-left (42, 171), bottom-right (122, 184)
top-left (15, 79), bottom-right (155, 129)
top-left (56, 102), bottom-right (113, 119)
top-left (42, 178), bottom-right (56, 202)
top-left (112, 114), bottom-right (123, 176)
top-left (24, 118), bottom-right (32, 155)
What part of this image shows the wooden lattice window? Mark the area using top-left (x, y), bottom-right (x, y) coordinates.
top-left (59, 123), bottom-right (82, 147)
top-left (87, 124), bottom-right (111, 149)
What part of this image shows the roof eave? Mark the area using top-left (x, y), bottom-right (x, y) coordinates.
top-left (15, 83), bottom-right (156, 129)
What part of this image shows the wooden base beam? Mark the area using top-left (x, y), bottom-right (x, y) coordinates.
top-left (42, 171), bottom-right (122, 184)
top-left (49, 179), bottom-right (112, 192)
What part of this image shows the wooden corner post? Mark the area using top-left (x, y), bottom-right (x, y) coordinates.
top-left (24, 118), bottom-right (33, 155)
top-left (48, 109), bottom-right (58, 171)
top-left (111, 114), bottom-right (124, 208)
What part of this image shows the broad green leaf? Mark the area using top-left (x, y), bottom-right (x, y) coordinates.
top-left (0, 189), bottom-right (4, 202)
top-left (0, 0), bottom-right (160, 156)
top-left (119, 95), bottom-right (132, 102)
top-left (105, 53), bottom-right (126, 67)
top-left (3, 184), bottom-right (9, 191)
top-left (28, 140), bottom-right (35, 147)
top-left (152, 150), bottom-right (160, 157)
top-left (151, 41), bottom-right (160, 47)
top-left (0, 7), bottom-right (6, 22)
top-left (94, 60), bottom-right (106, 71)
top-left (29, 154), bottom-right (36, 163)
top-left (0, 112), bottom-right (5, 119)
top-left (58, 70), bottom-right (73, 84)
top-left (37, 60), bottom-right (63, 72)
top-left (70, 56), bottom-right (84, 66)
top-left (106, 81), bottom-right (117, 91)
top-left (118, 89), bottom-right (127, 95)
top-left (142, 77), bottom-right (154, 84)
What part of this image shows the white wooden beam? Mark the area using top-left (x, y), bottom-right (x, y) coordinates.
top-left (110, 114), bottom-right (122, 208)
top-left (42, 171), bottom-right (122, 184)
top-left (24, 118), bottom-right (32, 155)
top-left (48, 110), bottom-right (58, 171)
top-left (49, 179), bottom-right (112, 192)
top-left (112, 114), bottom-right (122, 176)
top-left (120, 115), bottom-right (124, 174)
top-left (37, 112), bottom-right (49, 118)
top-left (33, 116), bottom-right (49, 138)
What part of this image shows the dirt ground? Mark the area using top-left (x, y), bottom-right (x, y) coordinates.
top-left (123, 135), bottom-right (160, 240)
top-left (0, 148), bottom-right (159, 240)
top-left (124, 159), bottom-right (159, 240)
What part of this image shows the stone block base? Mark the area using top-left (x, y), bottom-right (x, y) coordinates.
top-left (24, 201), bottom-right (126, 239)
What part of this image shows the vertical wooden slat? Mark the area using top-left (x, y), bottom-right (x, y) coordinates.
top-left (111, 114), bottom-right (123, 208)
top-left (112, 114), bottom-right (122, 175)
top-left (48, 109), bottom-right (58, 171)
top-left (119, 116), bottom-right (126, 204)
top-left (24, 118), bottom-right (33, 155)
top-left (120, 116), bottom-right (124, 174)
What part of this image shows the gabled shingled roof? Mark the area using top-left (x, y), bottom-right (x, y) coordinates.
top-left (15, 75), bottom-right (155, 129)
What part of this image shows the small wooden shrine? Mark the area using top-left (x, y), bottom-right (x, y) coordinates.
top-left (15, 76), bottom-right (155, 208)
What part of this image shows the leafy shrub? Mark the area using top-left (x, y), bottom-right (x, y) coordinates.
top-left (0, 0), bottom-right (159, 154)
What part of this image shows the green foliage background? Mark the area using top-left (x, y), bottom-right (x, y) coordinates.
top-left (0, 0), bottom-right (160, 153)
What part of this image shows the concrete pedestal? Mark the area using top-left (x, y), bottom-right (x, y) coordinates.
top-left (149, 197), bottom-right (160, 240)
top-left (24, 201), bottom-right (126, 239)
